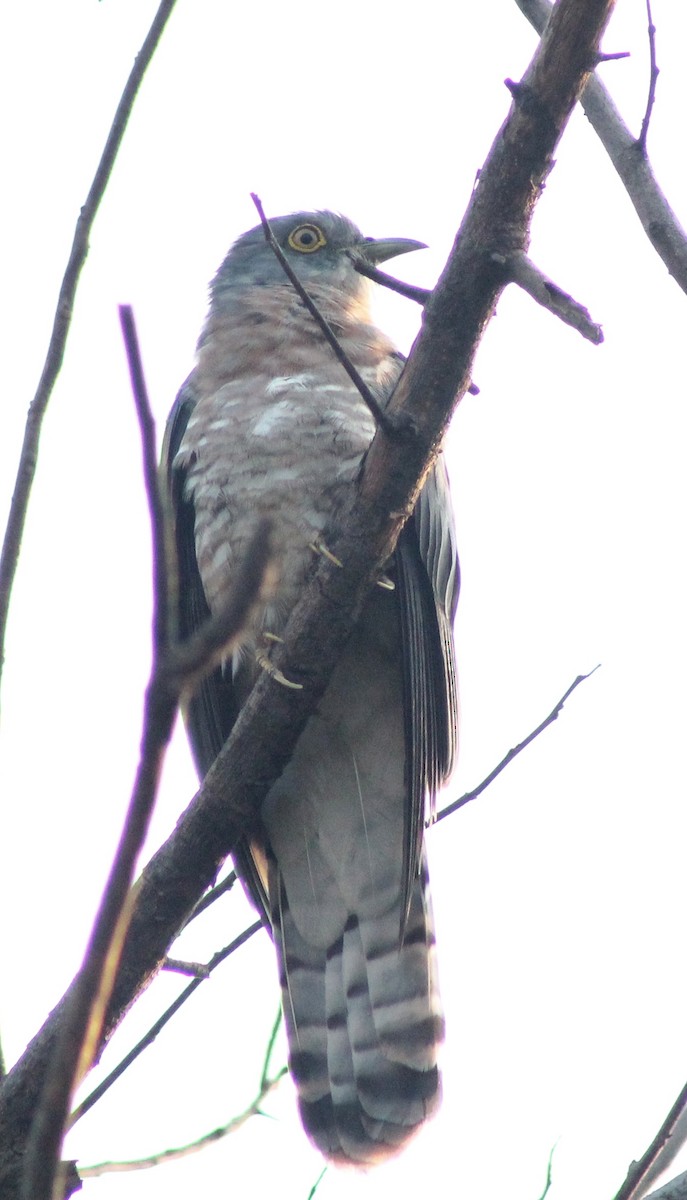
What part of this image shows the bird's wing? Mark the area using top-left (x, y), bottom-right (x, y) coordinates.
top-left (161, 379), bottom-right (240, 770)
top-left (162, 382), bottom-right (271, 916)
top-left (395, 457), bottom-right (460, 918)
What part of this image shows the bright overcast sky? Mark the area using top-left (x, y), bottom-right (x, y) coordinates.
top-left (1, 3), bottom-right (686, 1200)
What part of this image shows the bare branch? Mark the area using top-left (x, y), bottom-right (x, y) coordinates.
top-left (538, 1141), bottom-right (559, 1200)
top-left (437, 668), bottom-right (600, 823)
top-left (259, 1010), bottom-right (283, 1092)
top-left (644, 1172), bottom-right (687, 1200)
top-left (183, 870), bottom-right (238, 927)
top-left (69, 922), bottom-right (262, 1128)
top-left (78, 1063), bottom-right (286, 1177)
top-left (638, 0), bottom-right (658, 152)
top-left (513, 0), bottom-right (687, 295)
top-left (0, 0), bottom-right (178, 711)
top-left (307, 1167), bottom-right (329, 1199)
top-left (119, 306), bottom-right (170, 655)
top-left (492, 251), bottom-right (604, 342)
top-left (20, 316), bottom-right (176, 1200)
top-left (20, 313), bottom-right (270, 1200)
top-left (250, 193), bottom-right (395, 434)
top-left (350, 259), bottom-right (482, 395)
top-left (349, 256), bottom-right (431, 305)
top-left (162, 959), bottom-right (210, 979)
top-left (596, 50), bottom-right (631, 63)
top-left (613, 1082), bottom-right (687, 1200)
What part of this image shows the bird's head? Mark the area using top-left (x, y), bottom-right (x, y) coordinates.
top-left (210, 210), bottom-right (425, 313)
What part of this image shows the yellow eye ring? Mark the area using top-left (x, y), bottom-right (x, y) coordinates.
top-left (287, 223), bottom-right (327, 253)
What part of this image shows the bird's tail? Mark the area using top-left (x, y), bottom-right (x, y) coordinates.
top-left (271, 853), bottom-right (444, 1164)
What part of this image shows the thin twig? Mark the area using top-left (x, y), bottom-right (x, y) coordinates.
top-left (613, 1082), bottom-right (687, 1200)
top-left (437, 668), bottom-right (600, 823)
top-left (0, 0), bottom-right (178, 713)
top-left (250, 193), bottom-right (396, 435)
top-left (597, 51), bottom-right (631, 62)
top-left (493, 251), bottom-right (604, 343)
top-left (307, 1167), bottom-right (329, 1199)
top-left (637, 0), bottom-right (658, 152)
top-left (78, 1063), bottom-right (286, 1176)
top-left (538, 1140), bottom-right (559, 1200)
top-left (69, 921), bottom-right (262, 1127)
top-left (183, 870), bottom-right (237, 927)
top-left (349, 256), bottom-right (432, 305)
top-left (346, 257), bottom-right (480, 394)
top-left (119, 306), bottom-right (169, 656)
top-left (162, 958), bottom-right (210, 978)
top-left (260, 1009), bottom-right (283, 1091)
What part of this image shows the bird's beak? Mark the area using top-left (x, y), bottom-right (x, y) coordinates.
top-left (358, 236), bottom-right (427, 265)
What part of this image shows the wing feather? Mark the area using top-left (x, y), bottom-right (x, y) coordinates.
top-left (395, 458), bottom-right (459, 921)
top-left (162, 380), bottom-right (268, 920)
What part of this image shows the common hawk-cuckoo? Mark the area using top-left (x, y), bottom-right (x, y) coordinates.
top-left (163, 211), bottom-right (459, 1163)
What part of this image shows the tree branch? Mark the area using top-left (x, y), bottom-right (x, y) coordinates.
top-left (77, 1069), bottom-right (284, 1175)
top-left (613, 1082), bottom-right (687, 1200)
top-left (637, 0), bottom-right (658, 152)
top-left (0, 4), bottom-right (615, 1193)
top-left (18, 315), bottom-right (270, 1200)
top-left (69, 922), bottom-right (262, 1129)
top-left (349, 257), bottom-right (431, 305)
top-left (644, 1172), bottom-right (687, 1200)
top-left (0, 0), bottom-right (178, 711)
top-left (120, 306), bottom-right (171, 656)
top-left (492, 251), bottom-right (604, 342)
top-left (78, 1020), bottom-right (286, 1178)
top-left (437, 668), bottom-right (600, 823)
top-left (183, 870), bottom-right (237, 926)
top-left (513, 0), bottom-right (687, 294)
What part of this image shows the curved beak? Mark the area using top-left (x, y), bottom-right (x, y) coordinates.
top-left (358, 236), bottom-right (427, 265)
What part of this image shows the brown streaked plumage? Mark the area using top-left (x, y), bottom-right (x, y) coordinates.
top-left (162, 211), bottom-right (459, 1164)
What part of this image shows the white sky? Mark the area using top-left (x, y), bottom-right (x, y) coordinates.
top-left (1, 2), bottom-right (686, 1199)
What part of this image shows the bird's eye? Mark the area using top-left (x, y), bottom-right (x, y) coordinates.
top-left (287, 223), bottom-right (327, 253)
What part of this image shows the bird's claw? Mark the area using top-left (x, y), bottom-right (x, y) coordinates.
top-left (309, 539), bottom-right (343, 569)
top-left (256, 649), bottom-right (303, 690)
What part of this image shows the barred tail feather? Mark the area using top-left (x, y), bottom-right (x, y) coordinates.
top-left (271, 854), bottom-right (443, 1164)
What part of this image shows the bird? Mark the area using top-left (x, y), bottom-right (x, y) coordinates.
top-left (162, 210), bottom-right (459, 1164)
